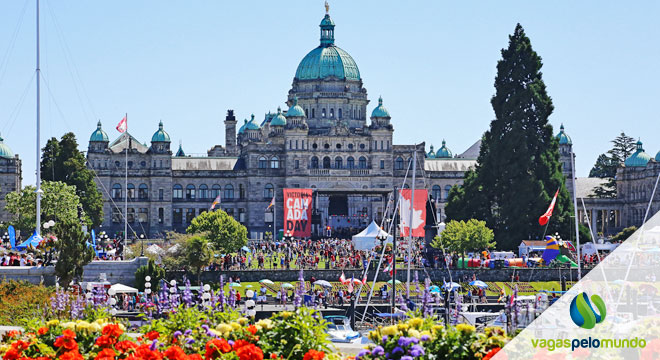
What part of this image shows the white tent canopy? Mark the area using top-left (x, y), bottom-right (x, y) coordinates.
top-left (109, 283), bottom-right (138, 294)
top-left (352, 221), bottom-right (392, 251)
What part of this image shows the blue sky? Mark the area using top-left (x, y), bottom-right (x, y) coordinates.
top-left (0, 0), bottom-right (658, 187)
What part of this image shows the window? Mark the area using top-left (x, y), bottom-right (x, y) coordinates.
top-left (112, 208), bottom-right (122, 223)
top-left (322, 108), bottom-right (326, 118)
top-left (159, 188), bottom-right (164, 200)
top-left (360, 144), bottom-right (365, 150)
top-left (127, 184), bottom-right (135, 200)
top-left (311, 156), bottom-right (319, 169)
top-left (295, 140), bottom-right (299, 149)
top-left (128, 161), bottom-right (133, 168)
top-left (270, 156), bottom-right (279, 169)
top-left (158, 208), bottom-right (164, 223)
top-left (359, 156), bottom-right (367, 169)
top-left (348, 143), bottom-right (353, 150)
top-left (336, 143), bottom-right (341, 149)
top-left (115, 161), bottom-right (120, 167)
top-left (127, 208), bottom-right (135, 223)
top-left (338, 108), bottom-right (342, 119)
top-left (323, 156), bottom-right (331, 169)
top-left (112, 184), bottom-right (122, 200)
top-left (312, 108), bottom-right (315, 118)
top-left (173, 209), bottom-right (182, 224)
top-left (211, 185), bottom-right (221, 199)
top-left (347, 157), bottom-right (355, 169)
top-left (432, 185), bottom-right (442, 201)
top-left (186, 208), bottom-right (195, 224)
top-left (295, 160), bottom-right (299, 169)
top-left (312, 143), bottom-right (318, 149)
top-left (258, 156), bottom-right (268, 169)
top-left (173, 184), bottom-right (183, 199)
top-left (305, 109), bottom-right (309, 118)
top-left (444, 185), bottom-right (452, 199)
top-left (324, 143), bottom-right (330, 149)
top-left (138, 208), bottom-right (148, 223)
top-left (224, 184), bottom-right (234, 200)
top-left (199, 184), bottom-right (208, 199)
top-left (239, 184), bottom-right (245, 199)
top-left (395, 157), bottom-right (404, 170)
top-left (138, 184), bottom-right (148, 200)
top-left (239, 208), bottom-right (246, 223)
top-left (264, 183), bottom-right (274, 199)
top-left (335, 156), bottom-right (343, 169)
top-left (186, 184), bottom-right (196, 200)
top-left (330, 108), bottom-right (334, 118)
top-left (226, 208), bottom-right (235, 219)
top-left (141, 161), bottom-right (146, 167)
top-left (380, 160), bottom-right (385, 169)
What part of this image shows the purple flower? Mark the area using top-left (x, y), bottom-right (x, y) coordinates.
top-left (401, 356), bottom-right (413, 360)
top-left (228, 340), bottom-right (234, 346)
top-left (184, 329), bottom-right (192, 336)
top-left (356, 349), bottom-right (370, 359)
top-left (392, 346), bottom-right (404, 355)
top-left (173, 331), bottom-right (182, 338)
top-left (398, 337), bottom-right (412, 347)
top-left (420, 334), bottom-right (431, 342)
top-left (371, 346), bottom-right (385, 356)
top-left (409, 345), bottom-right (425, 357)
top-left (382, 335), bottom-right (388, 343)
top-left (201, 324), bottom-right (210, 331)
top-left (409, 337), bottom-right (419, 344)
top-left (149, 339), bottom-right (158, 351)
top-left (186, 338), bottom-right (195, 344)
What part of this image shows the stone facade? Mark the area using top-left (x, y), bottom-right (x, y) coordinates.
top-left (0, 136), bottom-right (21, 223)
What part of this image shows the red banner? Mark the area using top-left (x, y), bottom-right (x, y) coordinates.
top-left (283, 188), bottom-right (313, 237)
top-left (399, 189), bottom-right (427, 237)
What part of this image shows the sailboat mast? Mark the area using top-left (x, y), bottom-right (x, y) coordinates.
top-left (124, 113), bottom-right (128, 251)
top-left (35, 0), bottom-right (42, 235)
top-left (406, 149), bottom-right (417, 298)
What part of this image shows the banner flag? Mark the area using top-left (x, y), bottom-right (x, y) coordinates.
top-left (8, 225), bottom-right (15, 249)
top-left (399, 189), bottom-right (427, 237)
top-left (283, 188), bottom-right (312, 237)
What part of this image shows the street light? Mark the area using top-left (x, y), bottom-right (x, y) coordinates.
top-left (140, 234), bottom-right (145, 257)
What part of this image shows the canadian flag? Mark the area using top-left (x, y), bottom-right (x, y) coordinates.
top-left (347, 276), bottom-right (354, 293)
top-left (384, 258), bottom-right (393, 276)
top-left (399, 189), bottom-right (427, 237)
top-left (116, 115), bottom-right (127, 133)
top-left (538, 189), bottom-right (559, 226)
top-left (339, 272), bottom-right (347, 285)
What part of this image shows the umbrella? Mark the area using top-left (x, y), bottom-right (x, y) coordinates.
top-left (386, 280), bottom-right (402, 285)
top-left (314, 280), bottom-right (333, 288)
top-left (241, 246), bottom-right (251, 253)
top-left (428, 285), bottom-right (440, 292)
top-left (244, 285), bottom-right (253, 288)
top-left (259, 279), bottom-right (274, 285)
top-left (469, 280), bottom-right (488, 289)
top-left (229, 282), bottom-right (241, 287)
top-left (281, 283), bottom-right (294, 289)
top-left (442, 282), bottom-right (461, 290)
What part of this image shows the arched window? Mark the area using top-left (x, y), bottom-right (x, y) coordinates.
top-left (359, 156), bottom-right (367, 169)
top-left (138, 184), bottom-right (148, 200)
top-left (270, 156), bottom-right (279, 169)
top-left (264, 183), bottom-right (274, 199)
top-left (444, 185), bottom-right (452, 199)
top-left (305, 109), bottom-right (309, 117)
top-left (347, 156), bottom-right (355, 169)
top-left (312, 108), bottom-right (315, 118)
top-left (211, 184), bottom-right (221, 199)
top-left (330, 108), bottom-right (334, 118)
top-left (112, 184), bottom-right (122, 199)
top-left (323, 156), bottom-right (331, 169)
top-left (173, 184), bottom-right (183, 199)
top-left (311, 156), bottom-right (319, 169)
top-left (432, 185), bottom-right (442, 201)
top-left (258, 156), bottom-right (268, 169)
top-left (353, 109), bottom-right (356, 118)
top-left (224, 184), bottom-right (234, 200)
top-left (322, 108), bottom-right (326, 118)
top-left (127, 208), bottom-right (135, 223)
top-left (395, 157), bottom-right (404, 170)
top-left (186, 184), bottom-right (196, 200)
top-left (199, 184), bottom-right (208, 199)
top-left (127, 183), bottom-right (135, 199)
top-left (335, 156), bottom-right (343, 169)
top-left (338, 108), bottom-right (342, 119)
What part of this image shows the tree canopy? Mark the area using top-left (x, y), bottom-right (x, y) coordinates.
top-left (431, 219), bottom-right (495, 254)
top-left (186, 210), bottom-right (247, 253)
top-left (52, 219), bottom-right (95, 288)
top-left (445, 24), bottom-right (572, 250)
top-left (41, 133), bottom-right (104, 228)
top-left (589, 132), bottom-right (636, 198)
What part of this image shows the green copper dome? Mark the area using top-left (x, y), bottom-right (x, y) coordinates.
top-left (238, 119), bottom-right (248, 134)
top-left (286, 97), bottom-right (306, 118)
top-left (371, 96), bottom-right (390, 118)
top-left (0, 134), bottom-right (14, 159)
top-left (245, 114), bottom-right (261, 130)
top-left (624, 140), bottom-right (651, 167)
top-left (426, 145), bottom-right (436, 159)
top-left (271, 107), bottom-right (287, 126)
top-left (436, 140), bottom-right (452, 158)
top-left (294, 12), bottom-right (360, 81)
top-left (151, 121), bottom-right (171, 142)
top-left (175, 142), bottom-right (185, 157)
top-left (656, 150), bottom-right (660, 162)
top-left (556, 124), bottom-right (572, 145)
top-left (90, 121), bottom-right (109, 142)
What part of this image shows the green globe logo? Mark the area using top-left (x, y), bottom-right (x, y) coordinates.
top-left (569, 292), bottom-right (606, 329)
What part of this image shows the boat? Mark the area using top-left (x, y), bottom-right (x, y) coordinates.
top-left (324, 315), bottom-right (361, 343)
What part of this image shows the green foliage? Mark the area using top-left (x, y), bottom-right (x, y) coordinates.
top-left (0, 280), bottom-right (53, 326)
top-left (52, 220), bottom-right (95, 288)
top-left (258, 308), bottom-right (330, 359)
top-left (135, 259), bottom-right (166, 292)
top-left (579, 224), bottom-right (593, 243)
top-left (588, 132), bottom-right (636, 198)
top-left (432, 219), bottom-right (495, 254)
top-left (589, 154), bottom-right (616, 178)
top-left (41, 133), bottom-right (104, 228)
top-left (445, 24), bottom-right (573, 250)
top-left (611, 226), bottom-right (637, 242)
top-left (184, 235), bottom-right (214, 284)
top-left (186, 210), bottom-right (247, 253)
top-left (5, 181), bottom-right (82, 235)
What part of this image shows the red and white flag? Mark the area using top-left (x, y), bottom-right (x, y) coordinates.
top-left (339, 272), bottom-right (347, 285)
top-left (347, 276), bottom-right (354, 293)
top-left (361, 274), bottom-right (367, 285)
top-left (116, 115), bottom-right (127, 133)
top-left (384, 258), bottom-right (394, 276)
top-left (399, 189), bottom-right (427, 237)
top-left (538, 189), bottom-right (559, 226)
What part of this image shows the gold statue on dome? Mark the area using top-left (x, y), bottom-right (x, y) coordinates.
top-left (325, 1), bottom-right (329, 14)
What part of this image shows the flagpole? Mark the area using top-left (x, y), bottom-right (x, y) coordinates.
top-left (571, 150), bottom-right (581, 280)
top-left (124, 113), bottom-right (128, 255)
top-left (273, 195), bottom-right (276, 241)
top-left (406, 149), bottom-right (417, 298)
top-left (35, 0), bottom-right (42, 236)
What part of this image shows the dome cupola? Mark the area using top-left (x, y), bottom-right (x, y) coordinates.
top-left (624, 140), bottom-right (651, 167)
top-left (0, 134), bottom-right (14, 159)
top-left (436, 140), bottom-right (452, 158)
top-left (151, 121), bottom-right (171, 143)
top-left (556, 124), bottom-right (572, 145)
top-left (655, 150), bottom-right (660, 162)
top-left (245, 114), bottom-right (261, 130)
top-left (175, 141), bottom-right (185, 157)
top-left (270, 107), bottom-right (287, 126)
top-left (90, 121), bottom-right (109, 142)
top-left (426, 145), bottom-right (436, 159)
top-left (286, 97), bottom-right (306, 118)
top-left (238, 119), bottom-right (248, 134)
top-left (371, 96), bottom-right (391, 118)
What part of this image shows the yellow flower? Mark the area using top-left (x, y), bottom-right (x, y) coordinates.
top-left (381, 325), bottom-right (398, 336)
top-left (408, 318), bottom-right (423, 329)
top-left (421, 330), bottom-right (431, 338)
top-left (256, 319), bottom-right (273, 330)
top-left (0, 344), bottom-right (10, 353)
top-left (237, 317), bottom-right (249, 326)
top-left (230, 322), bottom-right (241, 331)
top-left (281, 339), bottom-right (287, 345)
top-left (456, 324), bottom-right (475, 335)
top-left (281, 311), bottom-right (293, 319)
top-left (61, 322), bottom-right (76, 330)
top-left (408, 329), bottom-right (421, 339)
top-left (75, 321), bottom-right (91, 332)
top-left (209, 329), bottom-right (222, 337)
top-left (216, 324), bottom-right (232, 334)
top-left (46, 319), bottom-right (60, 327)
top-left (397, 323), bottom-right (409, 332)
top-left (90, 322), bottom-right (102, 333)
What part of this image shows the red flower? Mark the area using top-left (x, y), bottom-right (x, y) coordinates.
top-left (164, 346), bottom-right (187, 360)
top-left (6, 330), bottom-right (20, 338)
top-left (232, 340), bottom-right (251, 350)
top-left (205, 339), bottom-right (232, 359)
top-left (116, 340), bottom-right (139, 353)
top-left (54, 330), bottom-right (78, 352)
top-left (11, 340), bottom-right (30, 352)
top-left (95, 348), bottom-right (117, 360)
top-left (235, 343), bottom-right (263, 360)
top-left (145, 331), bottom-right (160, 341)
top-left (135, 344), bottom-right (164, 360)
top-left (246, 325), bottom-right (258, 335)
top-left (303, 349), bottom-right (325, 360)
top-left (59, 350), bottom-right (84, 360)
top-left (95, 335), bottom-right (117, 348)
top-left (37, 327), bottom-right (48, 336)
top-left (483, 347), bottom-right (501, 360)
top-left (3, 348), bottom-right (21, 360)
top-left (189, 355), bottom-right (203, 360)
top-left (102, 324), bottom-right (124, 338)
top-left (270, 354), bottom-right (278, 359)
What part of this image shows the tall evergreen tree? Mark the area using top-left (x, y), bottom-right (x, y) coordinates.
top-left (445, 24), bottom-right (572, 250)
top-left (589, 154), bottom-right (616, 178)
top-left (588, 132), bottom-right (636, 198)
top-left (40, 133), bottom-right (104, 228)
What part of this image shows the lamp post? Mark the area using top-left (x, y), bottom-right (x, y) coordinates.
top-left (140, 234), bottom-right (145, 257)
top-left (144, 276), bottom-right (152, 301)
top-left (2, 232), bottom-right (8, 247)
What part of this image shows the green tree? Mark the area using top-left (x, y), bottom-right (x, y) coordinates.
top-left (135, 259), bottom-right (166, 292)
top-left (5, 181), bottom-right (81, 235)
top-left (611, 226), bottom-right (637, 242)
top-left (445, 24), bottom-right (573, 250)
top-left (40, 133), bottom-right (104, 228)
top-left (589, 132), bottom-right (636, 198)
top-left (186, 210), bottom-right (247, 253)
top-left (431, 219), bottom-right (495, 254)
top-left (589, 154), bottom-right (616, 178)
top-left (52, 220), bottom-right (95, 288)
top-left (183, 235), bottom-right (214, 284)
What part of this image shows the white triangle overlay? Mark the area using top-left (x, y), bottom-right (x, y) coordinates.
top-left (495, 211), bottom-right (660, 359)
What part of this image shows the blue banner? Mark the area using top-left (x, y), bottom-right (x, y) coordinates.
top-left (8, 225), bottom-right (15, 249)
top-left (91, 229), bottom-right (96, 247)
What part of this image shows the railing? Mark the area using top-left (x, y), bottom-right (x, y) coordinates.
top-left (350, 169), bottom-right (370, 176)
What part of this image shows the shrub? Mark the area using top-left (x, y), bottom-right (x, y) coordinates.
top-left (0, 280), bottom-right (52, 326)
